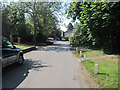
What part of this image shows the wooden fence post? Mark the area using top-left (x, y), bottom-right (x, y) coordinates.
top-left (80, 51), bottom-right (82, 57)
top-left (83, 54), bottom-right (86, 61)
top-left (94, 64), bottom-right (98, 76)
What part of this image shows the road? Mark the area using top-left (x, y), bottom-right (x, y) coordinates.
top-left (3, 41), bottom-right (89, 88)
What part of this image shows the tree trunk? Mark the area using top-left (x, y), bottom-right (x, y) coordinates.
top-left (33, 16), bottom-right (37, 45)
top-left (33, 1), bottom-right (37, 45)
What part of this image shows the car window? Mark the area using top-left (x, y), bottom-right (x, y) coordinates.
top-left (2, 39), bottom-right (13, 48)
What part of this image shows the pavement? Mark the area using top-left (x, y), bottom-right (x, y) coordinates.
top-left (2, 41), bottom-right (89, 88)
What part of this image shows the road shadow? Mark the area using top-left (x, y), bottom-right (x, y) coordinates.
top-left (37, 43), bottom-right (71, 52)
top-left (37, 47), bottom-right (70, 52)
top-left (50, 43), bottom-right (70, 47)
top-left (2, 59), bottom-right (52, 89)
top-left (97, 72), bottom-right (109, 76)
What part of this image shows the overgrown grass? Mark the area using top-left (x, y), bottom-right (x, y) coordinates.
top-left (76, 49), bottom-right (105, 57)
top-left (15, 45), bottom-right (30, 50)
top-left (82, 55), bottom-right (118, 88)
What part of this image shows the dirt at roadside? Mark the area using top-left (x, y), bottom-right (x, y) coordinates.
top-left (72, 51), bottom-right (99, 88)
top-left (78, 60), bottom-right (99, 88)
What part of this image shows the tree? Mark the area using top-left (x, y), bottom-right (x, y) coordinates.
top-left (67, 2), bottom-right (120, 53)
top-left (2, 2), bottom-right (26, 40)
top-left (67, 22), bottom-right (73, 31)
top-left (2, 2), bottom-right (62, 43)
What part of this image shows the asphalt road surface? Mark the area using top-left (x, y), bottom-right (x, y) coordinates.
top-left (3, 41), bottom-right (89, 88)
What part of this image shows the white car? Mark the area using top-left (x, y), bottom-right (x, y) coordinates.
top-left (46, 37), bottom-right (54, 44)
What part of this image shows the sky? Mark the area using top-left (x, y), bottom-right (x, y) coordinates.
top-left (58, 15), bottom-right (80, 32)
top-left (57, 2), bottom-right (72, 32)
top-left (56, 2), bottom-right (80, 32)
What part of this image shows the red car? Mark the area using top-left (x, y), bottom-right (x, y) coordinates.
top-left (46, 37), bottom-right (54, 44)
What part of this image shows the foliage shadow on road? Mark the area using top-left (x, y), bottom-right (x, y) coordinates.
top-left (37, 44), bottom-right (71, 52)
top-left (49, 43), bottom-right (71, 47)
top-left (2, 59), bottom-right (52, 89)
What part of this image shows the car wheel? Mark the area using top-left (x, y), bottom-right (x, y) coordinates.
top-left (17, 55), bottom-right (24, 65)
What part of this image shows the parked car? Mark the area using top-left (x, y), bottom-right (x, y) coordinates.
top-left (46, 37), bottom-right (54, 44)
top-left (0, 36), bottom-right (24, 68)
top-left (57, 38), bottom-right (60, 41)
top-left (62, 38), bottom-right (66, 41)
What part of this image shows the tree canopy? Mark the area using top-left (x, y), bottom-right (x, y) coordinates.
top-left (67, 22), bottom-right (73, 31)
top-left (67, 2), bottom-right (120, 53)
top-left (2, 2), bottom-right (62, 43)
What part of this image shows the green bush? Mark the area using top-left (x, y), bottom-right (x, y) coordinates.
top-left (69, 36), bottom-right (73, 45)
top-left (36, 32), bottom-right (48, 43)
top-left (63, 36), bottom-right (69, 41)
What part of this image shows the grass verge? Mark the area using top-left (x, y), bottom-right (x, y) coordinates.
top-left (15, 45), bottom-right (30, 50)
top-left (81, 55), bottom-right (118, 88)
top-left (76, 48), bottom-right (105, 57)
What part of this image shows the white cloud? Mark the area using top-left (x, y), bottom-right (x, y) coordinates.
top-left (59, 17), bottom-right (81, 32)
top-left (14, 0), bottom-right (19, 2)
top-left (60, 26), bottom-right (67, 32)
top-left (59, 18), bottom-right (72, 32)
